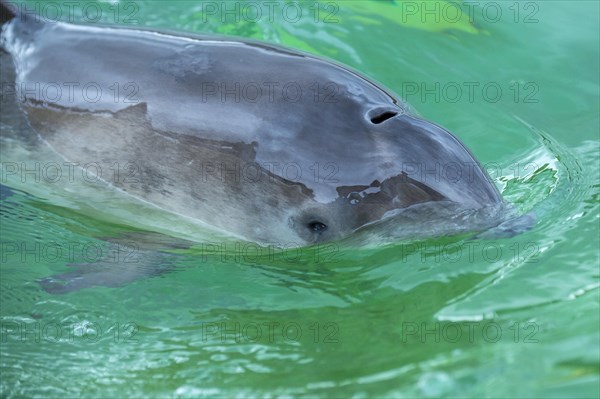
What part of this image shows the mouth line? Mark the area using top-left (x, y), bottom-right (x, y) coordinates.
top-left (350, 200), bottom-right (461, 233)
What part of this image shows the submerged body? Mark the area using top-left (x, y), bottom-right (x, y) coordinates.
top-left (1, 10), bottom-right (505, 247)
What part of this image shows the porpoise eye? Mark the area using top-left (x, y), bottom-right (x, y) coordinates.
top-left (370, 111), bottom-right (398, 124)
top-left (308, 221), bottom-right (328, 233)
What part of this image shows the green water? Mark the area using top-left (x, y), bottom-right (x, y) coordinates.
top-left (1, 1), bottom-right (599, 397)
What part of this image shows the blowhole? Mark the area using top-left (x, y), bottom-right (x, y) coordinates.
top-left (370, 111), bottom-right (398, 124)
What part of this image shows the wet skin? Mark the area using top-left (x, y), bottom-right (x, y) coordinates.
top-left (1, 14), bottom-right (502, 246)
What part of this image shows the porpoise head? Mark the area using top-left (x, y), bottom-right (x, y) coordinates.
top-left (271, 110), bottom-right (503, 245)
top-left (206, 66), bottom-right (504, 245)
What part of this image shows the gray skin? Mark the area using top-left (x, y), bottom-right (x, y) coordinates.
top-left (0, 12), bottom-right (503, 247)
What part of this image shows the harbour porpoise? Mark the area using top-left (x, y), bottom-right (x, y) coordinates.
top-left (0, 2), bottom-right (534, 293)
